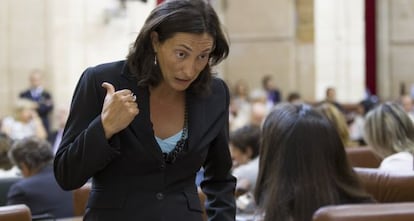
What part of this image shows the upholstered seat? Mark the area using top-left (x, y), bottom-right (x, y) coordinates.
top-left (354, 167), bottom-right (414, 202)
top-left (0, 204), bottom-right (31, 221)
top-left (0, 177), bottom-right (22, 206)
top-left (313, 202), bottom-right (414, 221)
top-left (346, 146), bottom-right (381, 168)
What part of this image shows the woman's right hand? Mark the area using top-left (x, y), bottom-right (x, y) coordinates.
top-left (101, 82), bottom-right (139, 139)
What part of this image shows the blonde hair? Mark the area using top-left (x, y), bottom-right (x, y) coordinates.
top-left (316, 102), bottom-right (352, 147)
top-left (364, 102), bottom-right (414, 158)
top-left (13, 99), bottom-right (37, 120)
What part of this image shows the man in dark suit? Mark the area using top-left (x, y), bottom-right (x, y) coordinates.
top-left (7, 137), bottom-right (74, 219)
top-left (19, 69), bottom-right (54, 133)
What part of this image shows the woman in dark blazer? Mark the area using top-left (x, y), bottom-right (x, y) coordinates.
top-left (54, 0), bottom-right (236, 221)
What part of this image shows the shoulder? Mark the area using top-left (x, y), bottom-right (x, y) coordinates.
top-left (90, 60), bottom-right (125, 72)
top-left (9, 180), bottom-right (26, 193)
top-left (233, 158), bottom-right (259, 177)
top-left (76, 60), bottom-right (126, 90)
top-left (210, 77), bottom-right (228, 91)
top-left (82, 60), bottom-right (126, 80)
top-left (384, 152), bottom-right (413, 161)
top-left (380, 152), bottom-right (413, 172)
top-left (210, 77), bottom-right (230, 100)
top-left (2, 116), bottom-right (15, 124)
top-left (19, 90), bottom-right (30, 97)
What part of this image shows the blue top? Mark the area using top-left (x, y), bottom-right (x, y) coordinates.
top-left (155, 130), bottom-right (183, 153)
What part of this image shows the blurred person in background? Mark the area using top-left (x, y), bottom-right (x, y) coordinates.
top-left (287, 92), bottom-right (302, 104)
top-left (364, 102), bottom-right (414, 172)
top-left (7, 137), bottom-right (74, 218)
top-left (316, 102), bottom-right (357, 147)
top-left (348, 102), bottom-right (367, 146)
top-left (229, 125), bottom-right (261, 215)
top-left (399, 94), bottom-right (414, 122)
top-left (48, 107), bottom-right (69, 155)
top-left (254, 103), bottom-right (373, 221)
top-left (229, 79), bottom-right (251, 131)
top-left (0, 133), bottom-right (20, 177)
top-left (249, 89), bottom-right (270, 127)
top-left (19, 69), bottom-right (54, 133)
top-left (262, 75), bottom-right (281, 110)
top-left (323, 87), bottom-right (344, 113)
top-left (1, 99), bottom-right (47, 141)
top-left (229, 125), bottom-right (260, 193)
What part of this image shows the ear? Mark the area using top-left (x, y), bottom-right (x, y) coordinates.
top-left (150, 31), bottom-right (160, 53)
top-left (246, 146), bottom-right (253, 159)
top-left (19, 162), bottom-right (30, 177)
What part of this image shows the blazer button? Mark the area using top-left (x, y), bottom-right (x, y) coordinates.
top-left (160, 164), bottom-right (166, 170)
top-left (156, 192), bottom-right (164, 200)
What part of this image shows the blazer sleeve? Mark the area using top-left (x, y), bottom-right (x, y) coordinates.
top-left (54, 67), bottom-right (121, 190)
top-left (200, 79), bottom-right (236, 221)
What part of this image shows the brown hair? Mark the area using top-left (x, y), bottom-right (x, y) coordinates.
top-left (8, 137), bottom-right (53, 172)
top-left (255, 103), bottom-right (372, 221)
top-left (126, 0), bottom-right (229, 96)
top-left (0, 133), bottom-right (13, 170)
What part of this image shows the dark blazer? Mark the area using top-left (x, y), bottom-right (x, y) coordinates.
top-left (54, 60), bottom-right (236, 221)
top-left (7, 165), bottom-right (74, 218)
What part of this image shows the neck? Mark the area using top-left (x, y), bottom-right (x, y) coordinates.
top-left (150, 84), bottom-right (185, 103)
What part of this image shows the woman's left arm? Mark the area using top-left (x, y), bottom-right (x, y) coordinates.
top-left (200, 79), bottom-right (236, 221)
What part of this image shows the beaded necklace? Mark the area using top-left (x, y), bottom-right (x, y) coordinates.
top-left (163, 103), bottom-right (188, 163)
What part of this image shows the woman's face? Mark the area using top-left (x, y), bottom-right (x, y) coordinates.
top-left (152, 32), bottom-right (213, 91)
top-left (20, 108), bottom-right (34, 122)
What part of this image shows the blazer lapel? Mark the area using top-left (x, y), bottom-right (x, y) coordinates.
top-left (186, 91), bottom-right (207, 152)
top-left (119, 67), bottom-right (163, 162)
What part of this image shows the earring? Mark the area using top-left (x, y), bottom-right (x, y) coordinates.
top-left (154, 54), bottom-right (157, 65)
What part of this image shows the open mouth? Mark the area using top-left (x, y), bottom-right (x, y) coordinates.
top-left (176, 78), bottom-right (191, 83)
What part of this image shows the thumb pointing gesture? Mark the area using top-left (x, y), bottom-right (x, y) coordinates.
top-left (100, 82), bottom-right (139, 139)
top-left (102, 82), bottom-right (115, 97)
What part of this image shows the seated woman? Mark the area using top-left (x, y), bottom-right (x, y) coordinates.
top-left (1, 99), bottom-right (47, 141)
top-left (254, 103), bottom-right (373, 221)
top-left (229, 124), bottom-right (261, 194)
top-left (7, 137), bottom-right (74, 218)
top-left (363, 102), bottom-right (414, 172)
top-left (0, 133), bottom-right (20, 177)
top-left (316, 102), bottom-right (358, 147)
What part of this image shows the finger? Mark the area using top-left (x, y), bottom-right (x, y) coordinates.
top-left (102, 82), bottom-right (115, 96)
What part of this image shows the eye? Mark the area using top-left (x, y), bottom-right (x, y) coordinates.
top-left (198, 53), bottom-right (210, 60)
top-left (176, 51), bottom-right (186, 59)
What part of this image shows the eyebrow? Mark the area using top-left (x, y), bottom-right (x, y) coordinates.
top-left (178, 44), bottom-right (212, 53)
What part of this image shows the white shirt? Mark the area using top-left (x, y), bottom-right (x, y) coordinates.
top-left (0, 166), bottom-right (21, 178)
top-left (2, 117), bottom-right (37, 140)
top-left (379, 152), bottom-right (413, 172)
top-left (233, 157), bottom-right (259, 192)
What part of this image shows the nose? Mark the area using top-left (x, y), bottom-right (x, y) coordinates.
top-left (182, 59), bottom-right (197, 79)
